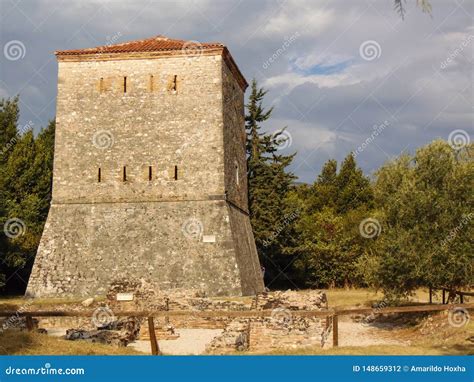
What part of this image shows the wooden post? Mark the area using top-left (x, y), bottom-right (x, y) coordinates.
top-left (147, 317), bottom-right (161, 355)
top-left (460, 293), bottom-right (464, 304)
top-left (25, 316), bottom-right (34, 331)
top-left (429, 287), bottom-right (432, 304)
top-left (442, 289), bottom-right (446, 304)
top-left (332, 314), bottom-right (339, 347)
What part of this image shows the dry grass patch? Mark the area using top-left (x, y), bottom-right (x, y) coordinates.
top-left (325, 288), bottom-right (438, 308)
top-left (0, 296), bottom-right (105, 311)
top-left (263, 344), bottom-right (469, 355)
top-left (0, 330), bottom-right (142, 355)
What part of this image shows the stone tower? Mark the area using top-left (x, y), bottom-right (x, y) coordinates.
top-left (26, 36), bottom-right (264, 297)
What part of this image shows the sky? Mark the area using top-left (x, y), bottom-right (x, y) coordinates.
top-left (0, 0), bottom-right (472, 183)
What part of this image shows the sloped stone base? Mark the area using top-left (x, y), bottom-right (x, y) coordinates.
top-left (26, 200), bottom-right (264, 297)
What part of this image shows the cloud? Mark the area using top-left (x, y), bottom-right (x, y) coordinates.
top-left (260, 1), bottom-right (335, 36)
top-left (0, 0), bottom-right (472, 183)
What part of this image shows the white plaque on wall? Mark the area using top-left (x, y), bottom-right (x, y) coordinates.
top-left (116, 292), bottom-right (134, 301)
top-left (202, 235), bottom-right (216, 243)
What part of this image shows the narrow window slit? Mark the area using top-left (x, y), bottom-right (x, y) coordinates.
top-left (172, 75), bottom-right (177, 92)
top-left (123, 76), bottom-right (127, 93)
top-left (99, 77), bottom-right (104, 93)
top-left (148, 166), bottom-right (153, 181)
top-left (123, 166), bottom-right (127, 181)
top-left (98, 167), bottom-right (101, 182)
top-left (174, 165), bottom-right (178, 180)
top-left (149, 75), bottom-right (154, 92)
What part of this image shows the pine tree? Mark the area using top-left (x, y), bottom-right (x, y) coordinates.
top-left (335, 153), bottom-right (373, 214)
top-left (245, 80), bottom-right (296, 287)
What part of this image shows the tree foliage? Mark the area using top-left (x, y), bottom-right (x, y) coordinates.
top-left (361, 140), bottom-right (473, 299)
top-left (0, 97), bottom-right (54, 292)
top-left (290, 154), bottom-right (374, 288)
top-left (394, 0), bottom-right (432, 19)
top-left (245, 80), bottom-right (297, 287)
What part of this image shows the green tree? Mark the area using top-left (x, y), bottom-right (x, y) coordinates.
top-left (0, 97), bottom-right (21, 288)
top-left (0, 97), bottom-right (20, 164)
top-left (292, 155), bottom-right (374, 288)
top-left (0, 96), bottom-right (55, 292)
top-left (245, 80), bottom-right (296, 287)
top-left (336, 154), bottom-right (373, 214)
top-left (361, 140), bottom-right (473, 300)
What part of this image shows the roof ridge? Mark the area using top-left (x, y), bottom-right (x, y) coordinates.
top-left (55, 35), bottom-right (225, 55)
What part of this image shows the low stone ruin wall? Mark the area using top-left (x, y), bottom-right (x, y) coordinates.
top-left (105, 281), bottom-right (331, 353)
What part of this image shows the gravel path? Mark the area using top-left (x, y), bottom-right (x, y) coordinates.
top-left (338, 319), bottom-right (407, 347)
top-left (130, 329), bottom-right (223, 355)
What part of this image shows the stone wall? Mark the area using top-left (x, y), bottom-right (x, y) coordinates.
top-left (206, 290), bottom-right (329, 354)
top-left (27, 200), bottom-right (259, 297)
top-left (53, 54), bottom-right (224, 204)
top-left (222, 58), bottom-right (247, 211)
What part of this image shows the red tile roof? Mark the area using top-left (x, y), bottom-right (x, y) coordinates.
top-left (55, 35), bottom-right (248, 90)
top-left (55, 35), bottom-right (224, 56)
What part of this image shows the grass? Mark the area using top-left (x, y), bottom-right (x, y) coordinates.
top-left (325, 288), bottom-right (440, 308)
top-left (0, 296), bottom-right (105, 310)
top-left (262, 344), bottom-right (472, 355)
top-left (0, 330), bottom-right (142, 355)
top-left (325, 288), bottom-right (384, 308)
